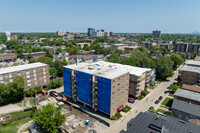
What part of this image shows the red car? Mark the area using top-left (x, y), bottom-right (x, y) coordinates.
top-left (128, 98), bottom-right (135, 103)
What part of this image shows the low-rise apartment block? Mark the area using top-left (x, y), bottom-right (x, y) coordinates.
top-left (21, 52), bottom-right (47, 60)
top-left (76, 43), bottom-right (91, 49)
top-left (174, 42), bottom-right (190, 53)
top-left (42, 46), bottom-right (57, 54)
top-left (112, 44), bottom-right (128, 50)
top-left (0, 53), bottom-right (17, 62)
top-left (0, 62), bottom-right (50, 90)
top-left (171, 89), bottom-right (200, 121)
top-left (179, 65), bottom-right (200, 86)
top-left (63, 62), bottom-right (129, 117)
top-left (124, 46), bottom-right (140, 51)
top-left (159, 43), bottom-right (173, 50)
top-left (141, 41), bottom-right (157, 49)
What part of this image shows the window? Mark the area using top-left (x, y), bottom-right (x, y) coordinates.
top-left (43, 67), bottom-right (46, 72)
top-left (34, 73), bottom-right (37, 77)
top-left (9, 73), bottom-right (12, 78)
top-left (0, 75), bottom-right (3, 80)
top-left (26, 70), bottom-right (30, 75)
top-left (10, 79), bottom-right (13, 82)
top-left (113, 86), bottom-right (115, 88)
top-left (113, 80), bottom-right (115, 82)
top-left (34, 69), bottom-right (36, 74)
top-left (44, 79), bottom-right (46, 83)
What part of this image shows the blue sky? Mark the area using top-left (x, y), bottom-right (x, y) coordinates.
top-left (0, 0), bottom-right (199, 33)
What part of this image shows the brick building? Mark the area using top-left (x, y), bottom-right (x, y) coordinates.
top-left (0, 62), bottom-right (50, 90)
top-left (21, 52), bottom-right (47, 60)
top-left (0, 53), bottom-right (17, 62)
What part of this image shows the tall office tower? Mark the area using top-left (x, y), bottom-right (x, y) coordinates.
top-left (152, 30), bottom-right (161, 38)
top-left (88, 28), bottom-right (95, 37)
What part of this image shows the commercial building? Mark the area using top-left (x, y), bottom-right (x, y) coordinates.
top-left (88, 28), bottom-right (95, 37)
top-left (63, 62), bottom-right (130, 117)
top-left (141, 42), bottom-right (157, 49)
top-left (121, 111), bottom-right (200, 133)
top-left (174, 42), bottom-right (190, 53)
top-left (95, 29), bottom-right (105, 37)
top-left (172, 89), bottom-right (200, 121)
top-left (21, 52), bottom-right (47, 60)
top-left (179, 65), bottom-right (200, 86)
top-left (152, 30), bottom-right (161, 38)
top-left (95, 61), bottom-right (156, 98)
top-left (0, 62), bottom-right (50, 90)
top-left (0, 53), bottom-right (17, 62)
top-left (57, 31), bottom-right (67, 36)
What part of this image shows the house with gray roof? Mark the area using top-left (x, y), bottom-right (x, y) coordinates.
top-left (171, 89), bottom-right (200, 121)
top-left (121, 111), bottom-right (200, 133)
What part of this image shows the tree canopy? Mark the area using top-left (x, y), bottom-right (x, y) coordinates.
top-left (34, 103), bottom-right (66, 133)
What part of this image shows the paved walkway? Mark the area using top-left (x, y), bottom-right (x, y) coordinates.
top-left (103, 67), bottom-right (180, 133)
top-left (0, 104), bottom-right (26, 115)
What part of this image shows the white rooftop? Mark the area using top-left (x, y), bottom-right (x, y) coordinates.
top-left (185, 60), bottom-right (200, 66)
top-left (93, 61), bottom-right (151, 77)
top-left (0, 62), bottom-right (47, 75)
top-left (64, 62), bottom-right (129, 79)
top-left (180, 65), bottom-right (200, 73)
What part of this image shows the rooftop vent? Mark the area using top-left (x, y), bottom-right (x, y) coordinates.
top-left (180, 120), bottom-right (185, 124)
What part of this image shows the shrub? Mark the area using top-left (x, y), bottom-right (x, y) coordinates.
top-left (2, 121), bottom-right (12, 126)
top-left (141, 90), bottom-right (148, 96)
top-left (25, 88), bottom-right (37, 97)
top-left (168, 111), bottom-right (173, 116)
top-left (110, 116), bottom-right (116, 120)
top-left (138, 95), bottom-right (144, 100)
top-left (122, 105), bottom-right (132, 113)
top-left (115, 112), bottom-right (122, 120)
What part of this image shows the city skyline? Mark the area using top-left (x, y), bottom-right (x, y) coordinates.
top-left (0, 0), bottom-right (200, 33)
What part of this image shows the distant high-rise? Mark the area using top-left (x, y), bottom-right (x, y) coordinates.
top-left (152, 30), bottom-right (161, 38)
top-left (5, 31), bottom-right (11, 41)
top-left (88, 28), bottom-right (95, 37)
top-left (57, 31), bottom-right (67, 36)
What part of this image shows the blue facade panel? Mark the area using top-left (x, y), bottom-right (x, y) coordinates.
top-left (97, 76), bottom-right (111, 115)
top-left (63, 67), bottom-right (72, 97)
top-left (76, 71), bottom-right (92, 106)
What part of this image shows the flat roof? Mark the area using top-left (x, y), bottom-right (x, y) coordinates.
top-left (112, 44), bottom-right (127, 46)
top-left (94, 61), bottom-right (151, 77)
top-left (64, 62), bottom-right (129, 79)
top-left (179, 65), bottom-right (200, 73)
top-left (174, 89), bottom-right (200, 102)
top-left (122, 111), bottom-right (200, 133)
top-left (0, 62), bottom-right (47, 75)
top-left (185, 60), bottom-right (200, 66)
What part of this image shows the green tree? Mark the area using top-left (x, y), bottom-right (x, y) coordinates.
top-left (56, 48), bottom-right (63, 53)
top-left (155, 57), bottom-right (174, 80)
top-left (25, 88), bottom-right (37, 97)
top-left (169, 84), bottom-right (180, 92)
top-left (34, 104), bottom-right (66, 133)
top-left (49, 67), bottom-right (57, 79)
top-left (37, 56), bottom-right (53, 66)
top-left (52, 60), bottom-right (68, 77)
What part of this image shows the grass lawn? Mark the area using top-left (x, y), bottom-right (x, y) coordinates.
top-left (156, 80), bottom-right (162, 84)
top-left (0, 118), bottom-right (32, 133)
top-left (30, 98), bottom-right (35, 105)
top-left (149, 85), bottom-right (155, 89)
top-left (168, 93), bottom-right (174, 97)
top-left (11, 110), bottom-right (32, 119)
top-left (161, 97), bottom-right (173, 107)
top-left (156, 108), bottom-right (167, 114)
top-left (160, 105), bottom-right (169, 109)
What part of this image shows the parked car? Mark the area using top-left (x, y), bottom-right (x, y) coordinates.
top-left (50, 91), bottom-right (59, 97)
top-left (128, 98), bottom-right (135, 103)
top-left (148, 106), bottom-right (154, 111)
top-left (155, 100), bottom-right (160, 104)
top-left (158, 96), bottom-right (163, 100)
top-left (164, 90), bottom-right (168, 94)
